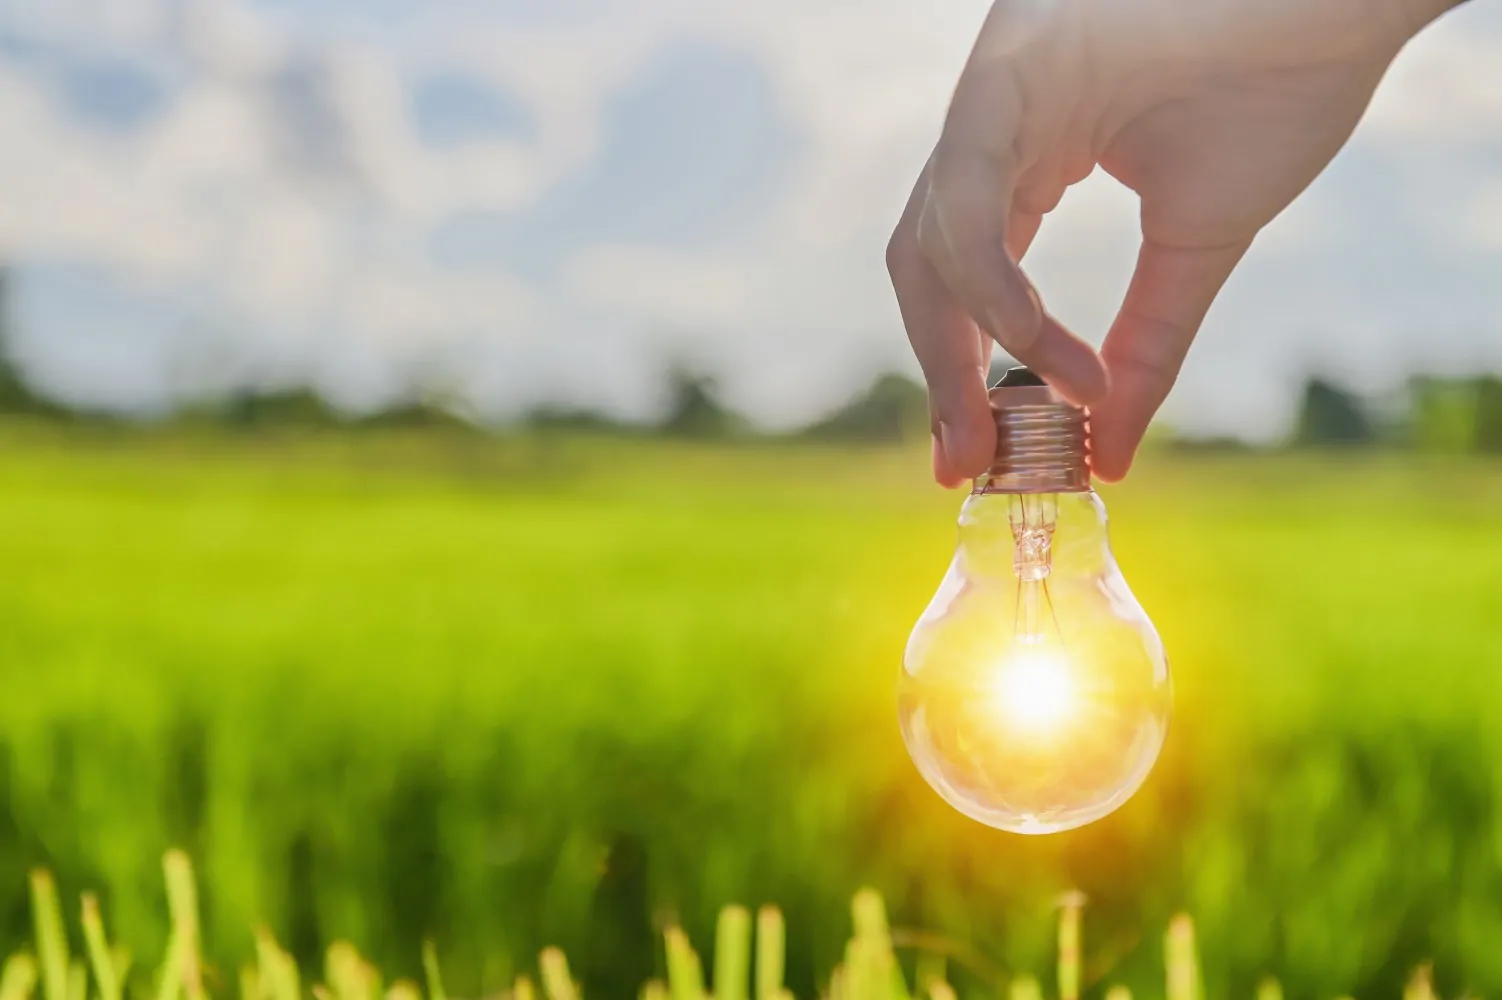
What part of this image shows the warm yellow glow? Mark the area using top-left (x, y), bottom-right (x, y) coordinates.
top-left (989, 644), bottom-right (1076, 736)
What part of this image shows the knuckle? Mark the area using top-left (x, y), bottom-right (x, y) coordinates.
top-left (913, 203), bottom-right (945, 262)
top-left (1006, 291), bottom-right (1044, 348)
top-left (916, 192), bottom-right (994, 276)
top-left (885, 221), bottom-right (919, 282)
top-left (922, 162), bottom-right (988, 246)
top-left (1104, 317), bottom-right (1189, 388)
top-left (1013, 182), bottom-right (1063, 218)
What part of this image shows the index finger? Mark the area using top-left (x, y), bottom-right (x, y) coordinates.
top-left (890, 168), bottom-right (997, 487)
top-left (917, 16), bottom-right (1108, 406)
top-left (1090, 237), bottom-right (1249, 481)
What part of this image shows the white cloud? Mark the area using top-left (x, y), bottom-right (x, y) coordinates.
top-left (0, 0), bottom-right (1497, 438)
top-left (1467, 183), bottom-right (1502, 251)
top-left (1364, 9), bottom-right (1502, 142)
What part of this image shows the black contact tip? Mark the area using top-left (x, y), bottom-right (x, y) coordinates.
top-left (994, 366), bottom-right (1046, 389)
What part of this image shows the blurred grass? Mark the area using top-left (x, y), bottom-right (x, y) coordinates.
top-left (16, 849), bottom-right (1247, 1000)
top-left (2, 423), bottom-right (1502, 996)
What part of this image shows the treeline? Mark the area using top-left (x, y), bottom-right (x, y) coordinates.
top-left (1289, 375), bottom-right (1502, 452)
top-left (2, 312), bottom-right (1501, 451)
top-left (2, 246), bottom-right (1500, 449)
top-left (0, 253), bottom-right (935, 439)
top-left (0, 349), bottom-right (932, 442)
top-left (9, 344), bottom-right (1502, 452)
top-left (523, 368), bottom-right (928, 442)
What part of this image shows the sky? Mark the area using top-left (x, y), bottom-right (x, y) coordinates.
top-left (0, 0), bottom-right (1498, 439)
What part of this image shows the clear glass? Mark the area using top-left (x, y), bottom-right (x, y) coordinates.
top-left (900, 490), bottom-right (1170, 833)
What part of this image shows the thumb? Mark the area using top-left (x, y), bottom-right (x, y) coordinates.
top-left (1090, 238), bottom-right (1248, 482)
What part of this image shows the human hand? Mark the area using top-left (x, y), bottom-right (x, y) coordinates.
top-left (888, 0), bottom-right (1461, 486)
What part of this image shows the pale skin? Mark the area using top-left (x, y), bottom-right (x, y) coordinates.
top-left (888, 0), bottom-right (1469, 487)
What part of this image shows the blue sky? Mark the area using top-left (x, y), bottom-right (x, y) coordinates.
top-left (0, 0), bottom-right (1498, 438)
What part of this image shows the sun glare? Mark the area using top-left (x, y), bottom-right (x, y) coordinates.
top-left (990, 645), bottom-right (1076, 736)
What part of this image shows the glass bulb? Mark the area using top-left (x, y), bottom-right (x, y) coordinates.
top-left (900, 371), bottom-right (1170, 834)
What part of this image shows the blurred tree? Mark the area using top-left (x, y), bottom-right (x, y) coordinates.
top-left (355, 400), bottom-right (475, 432)
top-left (0, 267), bottom-right (69, 418)
top-left (527, 406), bottom-right (636, 433)
top-left (803, 373), bottom-right (928, 444)
top-left (660, 368), bottom-right (744, 438)
top-left (1409, 376), bottom-right (1479, 454)
top-left (1165, 434), bottom-right (1257, 454)
top-left (217, 387), bottom-right (341, 427)
top-left (1293, 377), bottom-right (1373, 447)
top-left (1473, 376), bottom-right (1502, 453)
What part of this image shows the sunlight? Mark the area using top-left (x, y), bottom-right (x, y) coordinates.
top-left (990, 644), bottom-right (1077, 737)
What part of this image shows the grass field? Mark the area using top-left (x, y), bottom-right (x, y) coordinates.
top-left (1, 423), bottom-right (1501, 998)
top-left (9, 851), bottom-right (1238, 1000)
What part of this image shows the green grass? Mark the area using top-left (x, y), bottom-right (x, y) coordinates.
top-left (1, 424), bottom-right (1502, 996)
top-left (5, 851), bottom-right (1440, 1000)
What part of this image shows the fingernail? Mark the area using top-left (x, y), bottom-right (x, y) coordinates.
top-left (939, 420), bottom-right (959, 467)
top-left (931, 433), bottom-right (947, 481)
top-left (938, 420), bottom-right (981, 486)
top-left (1034, 317), bottom-right (1110, 406)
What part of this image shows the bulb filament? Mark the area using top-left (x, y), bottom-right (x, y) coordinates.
top-left (1009, 493), bottom-right (1063, 644)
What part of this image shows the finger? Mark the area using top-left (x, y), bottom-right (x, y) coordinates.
top-left (1090, 238), bottom-right (1250, 482)
top-left (916, 49), bottom-right (1108, 405)
top-left (920, 160), bottom-right (1109, 407)
top-left (927, 333), bottom-right (995, 485)
top-left (1006, 210), bottom-right (1042, 261)
top-left (890, 178), bottom-right (997, 487)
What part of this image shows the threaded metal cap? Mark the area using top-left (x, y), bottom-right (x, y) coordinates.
top-left (973, 368), bottom-right (1091, 494)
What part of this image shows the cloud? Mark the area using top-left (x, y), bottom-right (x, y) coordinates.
top-left (409, 72), bottom-right (537, 147)
top-left (0, 0), bottom-right (1498, 438)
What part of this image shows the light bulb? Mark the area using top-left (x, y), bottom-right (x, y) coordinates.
top-left (900, 368), bottom-right (1170, 834)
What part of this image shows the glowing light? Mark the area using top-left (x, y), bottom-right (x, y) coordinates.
top-left (990, 645), bottom-right (1076, 736)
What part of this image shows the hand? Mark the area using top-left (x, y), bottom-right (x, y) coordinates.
top-left (888, 0), bottom-right (1460, 486)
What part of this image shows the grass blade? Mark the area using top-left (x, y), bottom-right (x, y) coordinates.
top-left (81, 894), bottom-right (121, 1000)
top-left (327, 942), bottom-right (372, 1000)
top-left (111, 949), bottom-right (132, 992)
top-left (514, 976), bottom-right (537, 1000)
top-left (848, 891), bottom-right (905, 1000)
top-left (755, 907), bottom-right (784, 1000)
top-left (1058, 893), bottom-right (1084, 1000)
top-left (155, 932), bottom-right (186, 1000)
top-left (842, 940), bottom-right (874, 1000)
top-left (539, 948), bottom-right (578, 1000)
top-left (714, 906), bottom-right (750, 1000)
top-left (163, 850), bottom-right (204, 1000)
top-left (1164, 915), bottom-right (1199, 1000)
top-left (29, 872), bottom-right (67, 1000)
top-left (1008, 975), bottom-right (1042, 1000)
top-left (850, 892), bottom-right (888, 944)
top-left (666, 928), bottom-right (706, 1000)
top-left (1257, 978), bottom-right (1283, 1000)
top-left (0, 954), bottom-right (38, 1000)
top-left (913, 953), bottom-right (945, 1000)
top-left (240, 966), bottom-right (261, 1000)
top-left (330, 942), bottom-right (383, 1000)
top-left (1406, 965), bottom-right (1436, 1000)
top-left (422, 941), bottom-right (446, 1000)
top-left (1104, 986), bottom-right (1132, 1000)
top-left (255, 929), bottom-right (299, 1000)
